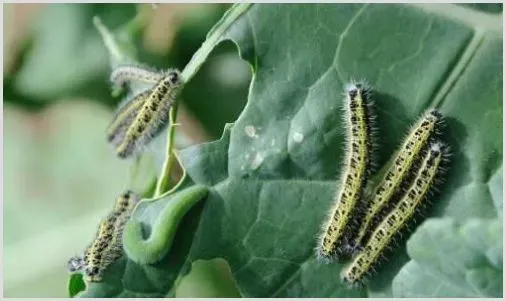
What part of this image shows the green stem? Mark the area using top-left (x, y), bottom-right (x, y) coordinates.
top-left (154, 104), bottom-right (179, 197)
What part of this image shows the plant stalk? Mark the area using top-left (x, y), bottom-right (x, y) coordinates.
top-left (154, 104), bottom-right (179, 197)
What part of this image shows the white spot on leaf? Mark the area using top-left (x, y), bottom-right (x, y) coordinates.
top-left (245, 125), bottom-right (258, 138)
top-left (293, 132), bottom-right (304, 143)
top-left (251, 152), bottom-right (264, 170)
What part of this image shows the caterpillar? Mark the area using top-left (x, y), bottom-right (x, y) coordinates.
top-left (316, 81), bottom-right (375, 262)
top-left (67, 190), bottom-right (140, 282)
top-left (352, 109), bottom-right (442, 248)
top-left (110, 65), bottom-right (164, 89)
top-left (341, 141), bottom-right (448, 286)
top-left (106, 66), bottom-right (183, 159)
top-left (123, 185), bottom-right (209, 264)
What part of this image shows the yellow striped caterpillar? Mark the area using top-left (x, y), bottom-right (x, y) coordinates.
top-left (316, 81), bottom-right (375, 262)
top-left (352, 109), bottom-right (442, 248)
top-left (107, 66), bottom-right (183, 159)
top-left (341, 141), bottom-right (448, 286)
top-left (67, 190), bottom-right (140, 282)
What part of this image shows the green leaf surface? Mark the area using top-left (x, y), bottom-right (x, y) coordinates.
top-left (68, 274), bottom-right (86, 298)
top-left (177, 3), bottom-right (502, 297)
top-left (392, 218), bottom-right (502, 297)
top-left (81, 3), bottom-right (502, 298)
top-left (175, 259), bottom-right (241, 297)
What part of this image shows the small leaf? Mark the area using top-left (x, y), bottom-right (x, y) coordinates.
top-left (68, 274), bottom-right (86, 297)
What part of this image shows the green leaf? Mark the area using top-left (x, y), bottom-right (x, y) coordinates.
top-left (175, 259), bottom-right (241, 297)
top-left (392, 218), bottom-right (502, 297)
top-left (81, 3), bottom-right (502, 298)
top-left (68, 274), bottom-right (86, 297)
top-left (123, 185), bottom-right (209, 265)
top-left (176, 3), bottom-right (502, 297)
top-left (179, 127), bottom-right (365, 298)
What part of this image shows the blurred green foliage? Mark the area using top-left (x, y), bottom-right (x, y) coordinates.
top-left (5, 4), bottom-right (137, 108)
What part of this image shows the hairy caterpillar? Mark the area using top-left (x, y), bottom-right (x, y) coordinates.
top-left (67, 190), bottom-right (140, 282)
top-left (316, 81), bottom-right (375, 262)
top-left (341, 141), bottom-right (448, 286)
top-left (353, 109), bottom-right (442, 248)
top-left (123, 185), bottom-right (209, 264)
top-left (110, 65), bottom-right (164, 89)
top-left (106, 66), bottom-right (183, 159)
